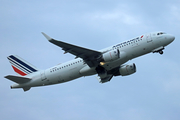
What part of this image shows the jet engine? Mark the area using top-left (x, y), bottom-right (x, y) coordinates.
top-left (102, 49), bottom-right (119, 62)
top-left (119, 63), bottom-right (136, 76)
top-left (113, 63), bottom-right (136, 76)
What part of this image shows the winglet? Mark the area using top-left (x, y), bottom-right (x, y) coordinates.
top-left (41, 32), bottom-right (52, 41)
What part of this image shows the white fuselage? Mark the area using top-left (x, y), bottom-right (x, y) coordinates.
top-left (11, 32), bottom-right (175, 89)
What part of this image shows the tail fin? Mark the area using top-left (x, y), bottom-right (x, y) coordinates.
top-left (7, 55), bottom-right (38, 76)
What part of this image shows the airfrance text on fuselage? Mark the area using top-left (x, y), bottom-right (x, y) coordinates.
top-left (112, 37), bottom-right (140, 49)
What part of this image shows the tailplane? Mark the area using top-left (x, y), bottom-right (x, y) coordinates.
top-left (4, 75), bottom-right (32, 92)
top-left (7, 55), bottom-right (38, 76)
top-left (4, 75), bottom-right (32, 91)
top-left (5, 75), bottom-right (31, 84)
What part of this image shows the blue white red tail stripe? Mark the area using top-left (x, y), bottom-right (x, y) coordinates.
top-left (7, 55), bottom-right (38, 76)
top-left (8, 57), bottom-right (32, 74)
top-left (9, 55), bottom-right (37, 72)
top-left (11, 65), bottom-right (27, 76)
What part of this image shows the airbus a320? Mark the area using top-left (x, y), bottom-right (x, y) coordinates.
top-left (5, 32), bottom-right (175, 91)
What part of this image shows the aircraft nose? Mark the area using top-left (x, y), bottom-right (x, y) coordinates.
top-left (166, 34), bottom-right (175, 43)
top-left (168, 35), bottom-right (175, 42)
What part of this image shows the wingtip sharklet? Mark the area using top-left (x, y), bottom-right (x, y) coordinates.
top-left (41, 32), bottom-right (52, 41)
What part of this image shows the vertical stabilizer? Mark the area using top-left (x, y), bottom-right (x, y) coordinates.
top-left (7, 55), bottom-right (38, 76)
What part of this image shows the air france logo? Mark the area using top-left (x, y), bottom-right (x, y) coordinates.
top-left (112, 37), bottom-right (140, 49)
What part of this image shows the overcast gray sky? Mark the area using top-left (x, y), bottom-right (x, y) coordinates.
top-left (1, 0), bottom-right (180, 120)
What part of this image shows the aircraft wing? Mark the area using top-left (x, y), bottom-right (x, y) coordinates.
top-left (42, 32), bottom-right (102, 67)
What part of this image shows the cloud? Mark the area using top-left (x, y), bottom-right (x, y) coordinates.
top-left (84, 4), bottom-right (142, 27)
top-left (1, 0), bottom-right (180, 120)
top-left (169, 4), bottom-right (180, 25)
top-left (89, 8), bottom-right (141, 25)
top-left (120, 108), bottom-right (147, 120)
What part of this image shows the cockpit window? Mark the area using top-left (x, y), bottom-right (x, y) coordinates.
top-left (157, 32), bottom-right (166, 35)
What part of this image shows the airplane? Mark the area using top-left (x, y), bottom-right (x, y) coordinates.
top-left (4, 31), bottom-right (175, 91)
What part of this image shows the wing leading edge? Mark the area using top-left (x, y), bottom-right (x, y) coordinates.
top-left (42, 32), bottom-right (102, 67)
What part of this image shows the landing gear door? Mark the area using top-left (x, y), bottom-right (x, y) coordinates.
top-left (146, 34), bottom-right (153, 43)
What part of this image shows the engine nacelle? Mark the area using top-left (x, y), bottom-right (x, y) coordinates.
top-left (102, 49), bottom-right (119, 62)
top-left (119, 63), bottom-right (136, 76)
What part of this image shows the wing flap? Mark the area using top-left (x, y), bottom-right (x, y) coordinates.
top-left (5, 75), bottom-right (31, 84)
top-left (96, 74), bottom-right (113, 83)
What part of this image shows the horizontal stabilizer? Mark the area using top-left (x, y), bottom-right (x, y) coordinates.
top-left (5, 75), bottom-right (31, 84)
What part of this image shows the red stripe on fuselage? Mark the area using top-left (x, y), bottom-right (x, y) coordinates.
top-left (12, 65), bottom-right (27, 76)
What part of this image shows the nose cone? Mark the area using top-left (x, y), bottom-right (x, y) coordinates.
top-left (165, 34), bottom-right (175, 45)
top-left (168, 35), bottom-right (175, 43)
